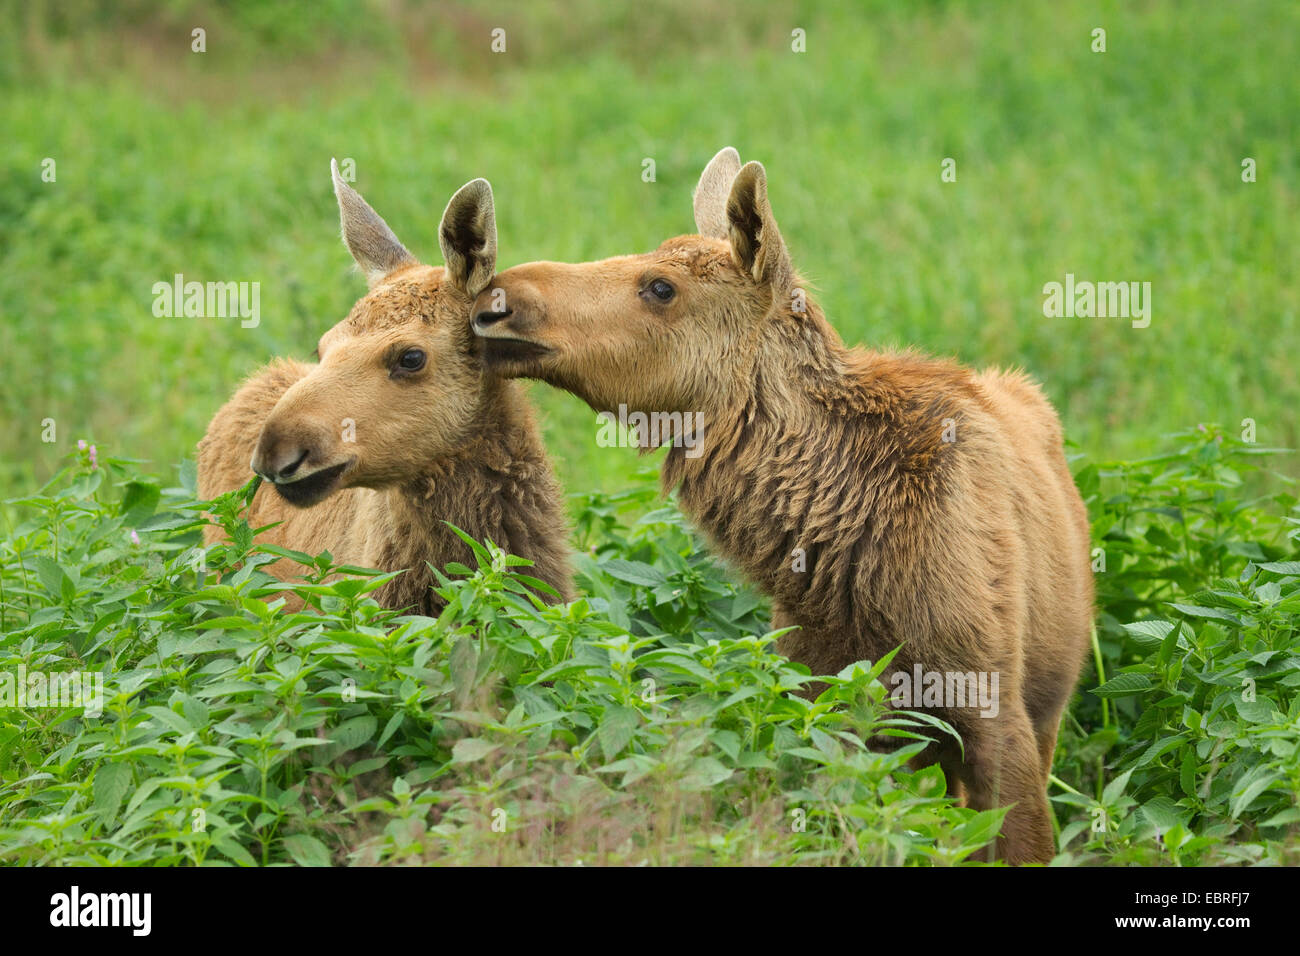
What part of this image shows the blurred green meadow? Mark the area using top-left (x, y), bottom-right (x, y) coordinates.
top-left (1, 0), bottom-right (1296, 505)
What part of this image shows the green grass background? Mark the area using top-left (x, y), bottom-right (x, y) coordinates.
top-left (1, 0), bottom-right (1295, 504)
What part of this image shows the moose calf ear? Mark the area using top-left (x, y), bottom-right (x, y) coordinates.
top-left (331, 158), bottom-right (417, 286)
top-left (439, 178), bottom-right (498, 299)
top-left (693, 146), bottom-right (741, 238)
top-left (726, 161), bottom-right (792, 291)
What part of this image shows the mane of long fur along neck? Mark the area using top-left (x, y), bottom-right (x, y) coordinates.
top-left (661, 288), bottom-right (980, 665)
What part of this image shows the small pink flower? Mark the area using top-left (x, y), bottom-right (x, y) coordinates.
top-left (89, 445), bottom-right (98, 469)
top-left (77, 439), bottom-right (87, 451)
top-left (130, 530), bottom-right (140, 546)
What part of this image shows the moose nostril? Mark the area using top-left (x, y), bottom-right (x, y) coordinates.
top-left (473, 308), bottom-right (513, 329)
top-left (278, 448), bottom-right (310, 480)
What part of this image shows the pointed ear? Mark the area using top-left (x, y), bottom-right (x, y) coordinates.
top-left (692, 146), bottom-right (741, 238)
top-left (726, 161), bottom-right (792, 290)
top-left (331, 159), bottom-right (416, 286)
top-left (439, 178), bottom-right (497, 298)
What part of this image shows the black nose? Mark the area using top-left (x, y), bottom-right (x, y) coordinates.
top-left (473, 308), bottom-right (512, 330)
top-left (277, 448), bottom-right (309, 479)
top-left (254, 445), bottom-right (310, 483)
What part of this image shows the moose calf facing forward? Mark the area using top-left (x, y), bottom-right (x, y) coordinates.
top-left (198, 163), bottom-right (572, 613)
top-left (472, 148), bottom-right (1093, 863)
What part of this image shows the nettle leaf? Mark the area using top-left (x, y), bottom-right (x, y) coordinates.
top-left (28, 555), bottom-right (70, 598)
top-left (1122, 619), bottom-right (1174, 652)
top-left (172, 692), bottom-right (209, 728)
top-left (597, 754), bottom-right (658, 787)
top-left (1255, 581), bottom-right (1282, 604)
top-left (1258, 561), bottom-right (1300, 575)
top-left (176, 457), bottom-right (198, 495)
top-left (1167, 603), bottom-right (1243, 626)
top-left (1230, 769), bottom-right (1283, 819)
top-left (214, 835), bottom-right (258, 867)
top-left (679, 756), bottom-right (733, 791)
top-left (728, 590), bottom-right (764, 622)
top-left (282, 833), bottom-right (332, 867)
top-left (1141, 796), bottom-right (1187, 832)
top-left (119, 480), bottom-right (161, 525)
top-left (1179, 750), bottom-right (1198, 798)
top-left (92, 762), bottom-right (133, 826)
top-left (451, 737), bottom-right (500, 764)
top-left (443, 522), bottom-right (491, 564)
top-left (257, 543), bottom-right (315, 566)
top-left (142, 705), bottom-right (194, 736)
top-left (449, 635), bottom-right (479, 699)
top-left (716, 685), bottom-right (763, 711)
top-left (598, 704), bottom-right (640, 760)
top-left (330, 715), bottom-right (378, 752)
top-left (953, 807), bottom-right (1007, 848)
top-left (600, 559), bottom-right (667, 589)
top-left (377, 712), bottom-right (405, 749)
top-left (1137, 734), bottom-right (1186, 766)
top-left (1092, 672), bottom-right (1153, 698)
top-left (1102, 769), bottom-right (1134, 806)
top-left (1234, 698), bottom-right (1283, 724)
top-left (809, 727), bottom-right (843, 760)
top-left (710, 729), bottom-right (741, 763)
top-left (1246, 649), bottom-right (1281, 666)
top-left (1260, 808), bottom-right (1300, 828)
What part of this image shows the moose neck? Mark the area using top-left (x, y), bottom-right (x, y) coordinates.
top-left (662, 300), bottom-right (958, 618)
top-left (370, 378), bottom-right (573, 611)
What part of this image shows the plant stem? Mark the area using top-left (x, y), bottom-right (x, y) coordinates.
top-left (1091, 624), bottom-right (1109, 801)
top-left (1091, 624), bottom-right (1110, 731)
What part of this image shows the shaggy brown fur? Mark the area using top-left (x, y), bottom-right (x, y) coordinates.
top-left (470, 148), bottom-right (1093, 864)
top-left (198, 165), bottom-right (572, 613)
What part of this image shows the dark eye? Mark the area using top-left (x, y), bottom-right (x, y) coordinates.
top-left (647, 279), bottom-right (675, 302)
top-left (396, 348), bottom-right (426, 372)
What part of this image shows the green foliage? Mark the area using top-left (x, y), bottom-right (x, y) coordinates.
top-left (1053, 426), bottom-right (1299, 863)
top-left (1, 448), bottom-right (996, 865)
top-left (2, 428), bottom-right (1296, 865)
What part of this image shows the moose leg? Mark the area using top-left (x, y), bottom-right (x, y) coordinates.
top-left (1022, 669), bottom-right (1074, 784)
top-left (934, 740), bottom-right (968, 805)
top-left (1033, 715), bottom-right (1062, 784)
top-left (960, 707), bottom-right (1056, 864)
top-left (1024, 677), bottom-right (1074, 834)
top-left (772, 605), bottom-right (834, 700)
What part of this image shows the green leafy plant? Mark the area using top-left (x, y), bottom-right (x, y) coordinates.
top-left (1053, 425), bottom-right (1299, 864)
top-left (2, 426), bottom-right (1296, 865)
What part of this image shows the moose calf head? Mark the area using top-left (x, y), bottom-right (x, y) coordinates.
top-left (470, 147), bottom-right (824, 424)
top-left (251, 161), bottom-right (497, 506)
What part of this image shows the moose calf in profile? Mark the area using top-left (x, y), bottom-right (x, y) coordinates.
top-left (471, 148), bottom-right (1093, 863)
top-left (198, 162), bottom-right (572, 612)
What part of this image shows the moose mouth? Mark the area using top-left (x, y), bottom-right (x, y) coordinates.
top-left (271, 461), bottom-right (350, 508)
top-left (476, 336), bottom-right (553, 368)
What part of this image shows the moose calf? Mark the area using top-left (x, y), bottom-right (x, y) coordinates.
top-left (198, 162), bottom-right (573, 613)
top-left (469, 148), bottom-right (1093, 863)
